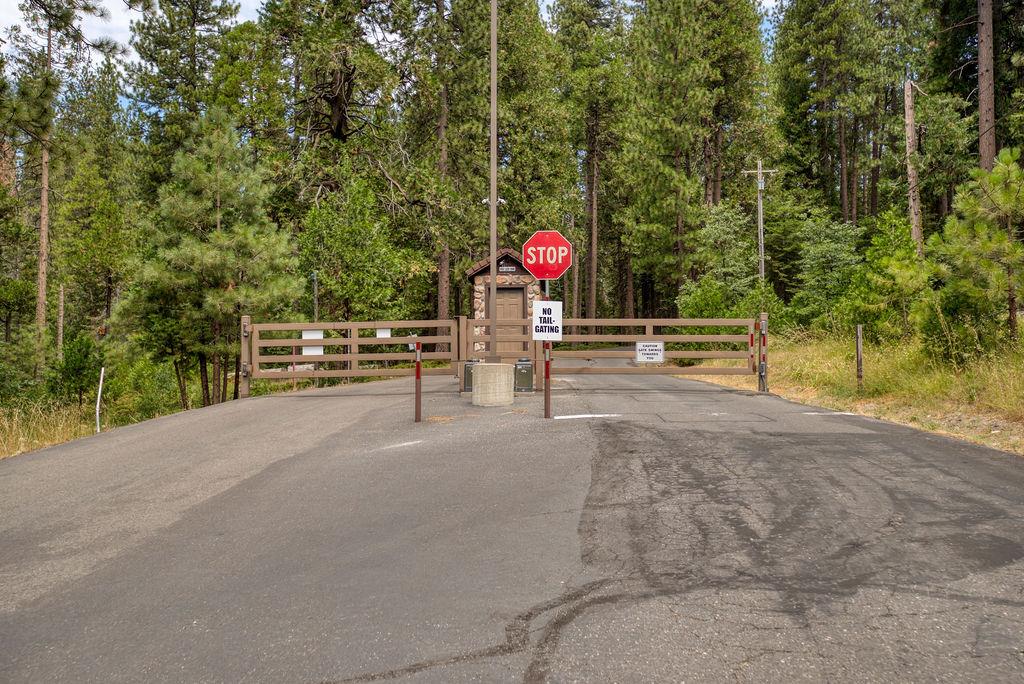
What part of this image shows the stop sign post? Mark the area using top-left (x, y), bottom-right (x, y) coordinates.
top-left (522, 230), bottom-right (573, 282)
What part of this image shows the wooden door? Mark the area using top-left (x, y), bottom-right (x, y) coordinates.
top-left (496, 288), bottom-right (526, 354)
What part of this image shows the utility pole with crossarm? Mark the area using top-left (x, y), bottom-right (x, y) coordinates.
top-left (742, 160), bottom-right (777, 282)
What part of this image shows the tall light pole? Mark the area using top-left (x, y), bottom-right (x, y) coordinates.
top-left (487, 0), bottom-right (499, 362)
top-left (742, 159), bottom-right (777, 281)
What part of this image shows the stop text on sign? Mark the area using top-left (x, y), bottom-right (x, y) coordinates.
top-left (526, 245), bottom-right (569, 266)
top-left (521, 230), bottom-right (573, 280)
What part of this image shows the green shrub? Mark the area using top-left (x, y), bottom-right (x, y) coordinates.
top-left (48, 333), bottom-right (103, 406)
top-left (914, 281), bottom-right (1002, 365)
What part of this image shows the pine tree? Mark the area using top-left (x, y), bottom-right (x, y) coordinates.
top-left (12, 0), bottom-right (119, 365)
top-left (123, 109), bottom-right (301, 406)
top-left (553, 0), bottom-right (625, 318)
top-left (130, 0), bottom-right (238, 194)
top-left (612, 0), bottom-right (713, 306)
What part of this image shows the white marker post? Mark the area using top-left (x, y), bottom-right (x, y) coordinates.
top-left (95, 366), bottom-right (105, 434)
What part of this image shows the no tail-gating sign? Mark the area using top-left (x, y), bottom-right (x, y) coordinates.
top-left (533, 301), bottom-right (563, 341)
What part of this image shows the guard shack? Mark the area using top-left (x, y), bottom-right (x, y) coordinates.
top-left (466, 248), bottom-right (543, 355)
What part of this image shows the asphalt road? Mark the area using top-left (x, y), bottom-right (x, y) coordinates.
top-left (2, 366), bottom-right (1024, 682)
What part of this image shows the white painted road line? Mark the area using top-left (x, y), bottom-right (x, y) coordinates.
top-left (802, 411), bottom-right (857, 416)
top-left (379, 440), bottom-right (424, 450)
top-left (553, 414), bottom-right (622, 420)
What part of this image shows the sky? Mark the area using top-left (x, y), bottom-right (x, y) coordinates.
top-left (0, 0), bottom-right (264, 54)
top-left (1, 0), bottom-right (779, 60)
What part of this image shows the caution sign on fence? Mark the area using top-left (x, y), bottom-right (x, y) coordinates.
top-left (635, 341), bottom-right (665, 364)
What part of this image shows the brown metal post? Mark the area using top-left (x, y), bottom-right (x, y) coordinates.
top-left (758, 312), bottom-right (769, 393)
top-left (544, 341), bottom-right (552, 419)
top-left (856, 324), bottom-right (864, 391)
top-left (415, 341), bottom-right (422, 423)
top-left (239, 315), bottom-right (251, 398)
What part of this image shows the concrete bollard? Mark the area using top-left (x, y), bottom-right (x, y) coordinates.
top-left (472, 363), bottom-right (515, 407)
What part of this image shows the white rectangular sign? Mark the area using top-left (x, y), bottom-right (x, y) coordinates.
top-left (376, 328), bottom-right (391, 338)
top-left (301, 329), bottom-right (324, 356)
top-left (635, 341), bottom-right (665, 364)
top-left (532, 301), bottom-right (563, 341)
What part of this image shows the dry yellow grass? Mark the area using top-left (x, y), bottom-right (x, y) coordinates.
top-left (0, 403), bottom-right (94, 460)
top-left (690, 333), bottom-right (1024, 455)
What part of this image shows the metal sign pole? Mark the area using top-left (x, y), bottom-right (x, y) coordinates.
top-left (486, 0), bottom-right (499, 363)
top-left (544, 342), bottom-right (552, 419)
top-left (415, 342), bottom-right (422, 423)
top-left (758, 313), bottom-right (769, 393)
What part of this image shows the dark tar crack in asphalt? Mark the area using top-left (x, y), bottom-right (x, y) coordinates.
top-left (329, 418), bottom-right (1024, 683)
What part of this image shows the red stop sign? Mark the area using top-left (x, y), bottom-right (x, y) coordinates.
top-left (522, 230), bottom-right (573, 280)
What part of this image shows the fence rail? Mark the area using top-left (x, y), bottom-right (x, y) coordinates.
top-left (239, 317), bottom-right (458, 396)
top-left (239, 314), bottom-right (766, 398)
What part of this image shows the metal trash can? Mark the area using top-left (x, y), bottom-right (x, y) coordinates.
top-left (463, 360), bottom-right (478, 392)
top-left (515, 358), bottom-right (534, 392)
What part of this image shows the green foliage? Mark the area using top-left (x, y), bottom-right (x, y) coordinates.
top-left (130, 0), bottom-right (238, 193)
top-left (916, 149), bottom-right (1024, 362)
top-left (121, 108), bottom-right (301, 404)
top-left (836, 210), bottom-right (929, 340)
top-left (48, 333), bottom-right (102, 405)
top-left (298, 166), bottom-right (429, 321)
top-left (676, 275), bottom-right (731, 319)
top-left (0, 187), bottom-right (34, 340)
top-left (789, 214), bottom-right (863, 326)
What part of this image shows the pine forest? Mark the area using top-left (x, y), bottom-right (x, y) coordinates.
top-left (2, 0), bottom-right (1024, 450)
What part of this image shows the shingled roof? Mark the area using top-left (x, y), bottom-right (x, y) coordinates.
top-left (464, 248), bottom-right (525, 280)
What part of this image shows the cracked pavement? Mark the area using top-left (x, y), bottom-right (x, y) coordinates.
top-left (2, 370), bottom-right (1024, 682)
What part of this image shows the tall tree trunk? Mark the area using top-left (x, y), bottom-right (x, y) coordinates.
top-left (221, 353), bottom-right (229, 404)
top-left (624, 258), bottom-right (635, 318)
top-left (713, 126), bottom-right (723, 205)
top-left (870, 133), bottom-right (880, 216)
top-left (673, 147), bottom-right (684, 275)
top-left (34, 26), bottom-right (53, 367)
top-left (703, 124), bottom-right (714, 206)
top-left (233, 353), bottom-right (240, 400)
top-left (173, 358), bottom-right (190, 410)
top-left (4, 313), bottom-right (11, 343)
top-left (0, 136), bottom-right (14, 191)
top-left (1009, 265), bottom-right (1018, 338)
top-left (588, 136), bottom-right (599, 322)
top-left (104, 272), bottom-right (113, 326)
top-left (572, 256), bottom-right (581, 333)
top-left (56, 284), bottom-right (64, 361)
top-left (904, 80), bottom-right (924, 255)
top-left (211, 353), bottom-right (221, 404)
top-left (850, 118), bottom-right (859, 224)
top-left (978, 0), bottom-right (996, 171)
top-left (839, 115), bottom-right (849, 222)
top-left (199, 353), bottom-right (211, 407)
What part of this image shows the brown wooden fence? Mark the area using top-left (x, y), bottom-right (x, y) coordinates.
top-left (239, 314), bottom-right (766, 398)
top-left (238, 317), bottom-right (458, 397)
top-left (465, 316), bottom-right (759, 374)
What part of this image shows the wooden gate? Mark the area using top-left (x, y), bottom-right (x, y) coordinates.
top-left (238, 317), bottom-right (459, 398)
top-left (465, 317), bottom-right (763, 372)
top-left (239, 314), bottom-right (767, 398)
